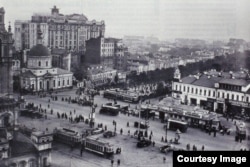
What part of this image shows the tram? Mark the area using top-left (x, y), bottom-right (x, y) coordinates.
top-left (53, 128), bottom-right (82, 146)
top-left (164, 119), bottom-right (188, 133)
top-left (99, 103), bottom-right (120, 116)
top-left (103, 89), bottom-right (140, 103)
top-left (82, 136), bottom-right (114, 157)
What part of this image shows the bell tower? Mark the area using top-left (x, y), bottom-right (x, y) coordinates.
top-left (0, 7), bottom-right (14, 97)
top-left (174, 67), bottom-right (181, 82)
top-left (0, 7), bottom-right (5, 31)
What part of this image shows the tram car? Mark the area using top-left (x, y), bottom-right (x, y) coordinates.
top-left (53, 128), bottom-right (82, 146)
top-left (103, 89), bottom-right (140, 103)
top-left (99, 103), bottom-right (120, 116)
top-left (82, 136), bottom-right (114, 157)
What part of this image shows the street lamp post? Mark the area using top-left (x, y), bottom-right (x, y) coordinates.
top-left (165, 117), bottom-right (168, 142)
top-left (89, 93), bottom-right (95, 128)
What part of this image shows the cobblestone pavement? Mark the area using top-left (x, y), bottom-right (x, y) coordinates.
top-left (18, 89), bottom-right (249, 167)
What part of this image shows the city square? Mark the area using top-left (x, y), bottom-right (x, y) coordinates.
top-left (1, 1), bottom-right (250, 167)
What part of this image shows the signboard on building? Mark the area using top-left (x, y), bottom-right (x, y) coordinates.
top-left (229, 100), bottom-right (250, 108)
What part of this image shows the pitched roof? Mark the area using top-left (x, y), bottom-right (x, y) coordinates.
top-left (57, 68), bottom-right (73, 75)
top-left (219, 78), bottom-right (249, 86)
top-left (192, 75), bottom-right (222, 88)
top-left (10, 132), bottom-right (37, 157)
top-left (181, 76), bottom-right (196, 84)
top-left (20, 71), bottom-right (36, 78)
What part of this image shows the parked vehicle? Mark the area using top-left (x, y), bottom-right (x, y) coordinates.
top-left (137, 139), bottom-right (151, 148)
top-left (134, 121), bottom-right (149, 129)
top-left (92, 128), bottom-right (104, 135)
top-left (160, 144), bottom-right (172, 153)
top-left (103, 131), bottom-right (116, 138)
top-left (20, 109), bottom-right (43, 119)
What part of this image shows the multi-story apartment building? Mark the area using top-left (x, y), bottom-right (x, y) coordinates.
top-left (172, 68), bottom-right (250, 117)
top-left (14, 6), bottom-right (105, 52)
top-left (85, 36), bottom-right (126, 69)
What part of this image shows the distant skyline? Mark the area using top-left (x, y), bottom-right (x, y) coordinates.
top-left (1, 0), bottom-right (250, 41)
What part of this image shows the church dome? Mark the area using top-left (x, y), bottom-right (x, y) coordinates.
top-left (29, 44), bottom-right (50, 57)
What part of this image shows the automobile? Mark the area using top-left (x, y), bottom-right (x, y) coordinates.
top-left (131, 109), bottom-right (140, 117)
top-left (91, 128), bottom-right (104, 135)
top-left (134, 121), bottom-right (149, 129)
top-left (160, 144), bottom-right (172, 153)
top-left (137, 139), bottom-right (152, 148)
top-left (103, 131), bottom-right (116, 138)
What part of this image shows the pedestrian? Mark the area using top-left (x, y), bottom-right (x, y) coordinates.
top-left (127, 122), bottom-right (129, 127)
top-left (163, 157), bottom-right (166, 163)
top-left (150, 130), bottom-right (153, 136)
top-left (149, 135), bottom-right (152, 140)
top-left (80, 148), bottom-right (83, 157)
top-left (161, 136), bottom-right (164, 142)
top-left (51, 109), bottom-right (53, 115)
top-left (152, 141), bottom-right (155, 147)
top-left (111, 159), bottom-right (114, 166)
top-left (202, 145), bottom-right (205, 151)
top-left (128, 130), bottom-right (130, 135)
top-left (120, 128), bottom-right (123, 135)
top-left (117, 159), bottom-right (120, 166)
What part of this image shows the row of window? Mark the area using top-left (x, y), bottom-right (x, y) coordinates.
top-left (38, 61), bottom-right (49, 67)
top-left (175, 83), bottom-right (250, 103)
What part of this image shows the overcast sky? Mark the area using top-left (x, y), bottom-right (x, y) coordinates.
top-left (1, 0), bottom-right (250, 41)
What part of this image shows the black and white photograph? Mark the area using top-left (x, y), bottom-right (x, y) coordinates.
top-left (0, 0), bottom-right (250, 166)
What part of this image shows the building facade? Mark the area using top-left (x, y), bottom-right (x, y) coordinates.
top-left (172, 68), bottom-right (250, 117)
top-left (0, 8), bottom-right (53, 167)
top-left (20, 29), bottom-right (73, 92)
top-left (14, 6), bottom-right (105, 52)
top-left (0, 7), bottom-right (14, 97)
top-left (85, 36), bottom-right (126, 69)
top-left (86, 65), bottom-right (117, 86)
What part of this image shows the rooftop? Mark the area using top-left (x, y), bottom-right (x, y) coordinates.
top-left (29, 44), bottom-right (50, 57)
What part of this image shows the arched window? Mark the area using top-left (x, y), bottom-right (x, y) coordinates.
top-left (38, 61), bottom-right (41, 67)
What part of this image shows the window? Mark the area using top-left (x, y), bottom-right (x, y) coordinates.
top-left (236, 95), bottom-right (239, 101)
top-left (232, 94), bottom-right (234, 100)
top-left (195, 88), bottom-right (198, 94)
top-left (200, 89), bottom-right (202, 95)
top-left (227, 93), bottom-right (229, 99)
top-left (213, 91), bottom-right (215, 97)
top-left (208, 90), bottom-right (211, 96)
top-left (58, 81), bottom-right (60, 86)
top-left (187, 87), bottom-right (189, 93)
top-left (204, 90), bottom-right (206, 96)
top-left (247, 97), bottom-right (249, 102)
top-left (38, 61), bottom-right (41, 66)
top-left (217, 92), bottom-right (220, 98)
top-left (175, 85), bottom-right (178, 90)
top-left (53, 80), bottom-right (55, 87)
top-left (183, 86), bottom-right (186, 92)
top-left (46, 61), bottom-right (48, 66)
top-left (222, 92), bottom-right (224, 98)
top-left (191, 88), bottom-right (194, 93)
top-left (67, 79), bottom-right (69, 85)
top-left (63, 80), bottom-right (65, 86)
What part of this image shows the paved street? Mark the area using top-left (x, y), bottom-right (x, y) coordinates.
top-left (18, 89), bottom-right (249, 167)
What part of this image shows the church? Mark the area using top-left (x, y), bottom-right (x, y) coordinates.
top-left (20, 28), bottom-right (73, 92)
